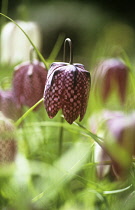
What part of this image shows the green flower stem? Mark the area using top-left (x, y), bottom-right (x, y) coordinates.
top-left (63, 38), bottom-right (73, 64)
top-left (0, 13), bottom-right (49, 69)
top-left (58, 116), bottom-right (64, 156)
top-left (58, 37), bottom-right (74, 156)
top-left (15, 98), bottom-right (44, 127)
top-left (74, 122), bottom-right (104, 148)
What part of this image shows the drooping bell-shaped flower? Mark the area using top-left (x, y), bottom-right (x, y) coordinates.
top-left (0, 90), bottom-right (22, 120)
top-left (44, 38), bottom-right (91, 124)
top-left (0, 20), bottom-right (42, 64)
top-left (12, 49), bottom-right (47, 109)
top-left (106, 112), bottom-right (135, 178)
top-left (0, 113), bottom-right (17, 163)
top-left (91, 110), bottom-right (135, 179)
top-left (93, 58), bottom-right (129, 103)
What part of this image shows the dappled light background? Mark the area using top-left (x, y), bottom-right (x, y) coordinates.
top-left (1, 0), bottom-right (135, 67)
top-left (1, 1), bottom-right (135, 210)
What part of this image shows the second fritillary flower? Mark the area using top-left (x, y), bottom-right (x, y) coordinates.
top-left (93, 58), bottom-right (129, 103)
top-left (0, 90), bottom-right (22, 120)
top-left (12, 59), bottom-right (47, 109)
top-left (0, 113), bottom-right (17, 163)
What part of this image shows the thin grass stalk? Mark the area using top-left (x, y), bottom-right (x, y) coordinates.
top-left (58, 116), bottom-right (64, 156)
top-left (15, 98), bottom-right (44, 127)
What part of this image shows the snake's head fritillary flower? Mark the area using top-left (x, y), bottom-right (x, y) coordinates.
top-left (0, 90), bottom-right (22, 121)
top-left (12, 60), bottom-right (47, 109)
top-left (91, 110), bottom-right (135, 179)
top-left (43, 38), bottom-right (91, 124)
top-left (106, 112), bottom-right (135, 178)
top-left (44, 62), bottom-right (91, 124)
top-left (93, 58), bottom-right (129, 103)
top-left (0, 113), bottom-right (17, 163)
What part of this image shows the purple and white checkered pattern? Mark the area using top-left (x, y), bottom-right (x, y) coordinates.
top-left (44, 62), bottom-right (91, 124)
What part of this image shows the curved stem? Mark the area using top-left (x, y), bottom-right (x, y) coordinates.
top-left (58, 37), bottom-right (73, 157)
top-left (74, 122), bottom-right (104, 148)
top-left (58, 38), bottom-right (73, 156)
top-left (63, 38), bottom-right (73, 64)
top-left (15, 98), bottom-right (44, 127)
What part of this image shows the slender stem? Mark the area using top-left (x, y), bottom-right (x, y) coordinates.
top-left (63, 38), bottom-right (73, 64)
top-left (58, 116), bottom-right (64, 156)
top-left (15, 98), bottom-right (44, 127)
top-left (58, 38), bottom-right (73, 156)
top-left (74, 122), bottom-right (104, 148)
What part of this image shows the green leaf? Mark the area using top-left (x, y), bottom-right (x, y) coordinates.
top-left (31, 142), bottom-right (91, 207)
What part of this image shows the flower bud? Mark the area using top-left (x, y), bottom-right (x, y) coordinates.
top-left (0, 21), bottom-right (42, 64)
top-left (44, 62), bottom-right (91, 124)
top-left (0, 113), bottom-right (17, 163)
top-left (0, 90), bottom-right (22, 120)
top-left (93, 58), bottom-right (129, 103)
top-left (12, 60), bottom-right (47, 109)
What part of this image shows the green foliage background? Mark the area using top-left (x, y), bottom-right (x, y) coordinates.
top-left (1, 1), bottom-right (135, 210)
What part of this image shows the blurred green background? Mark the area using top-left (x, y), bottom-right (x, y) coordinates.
top-left (1, 1), bottom-right (135, 210)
